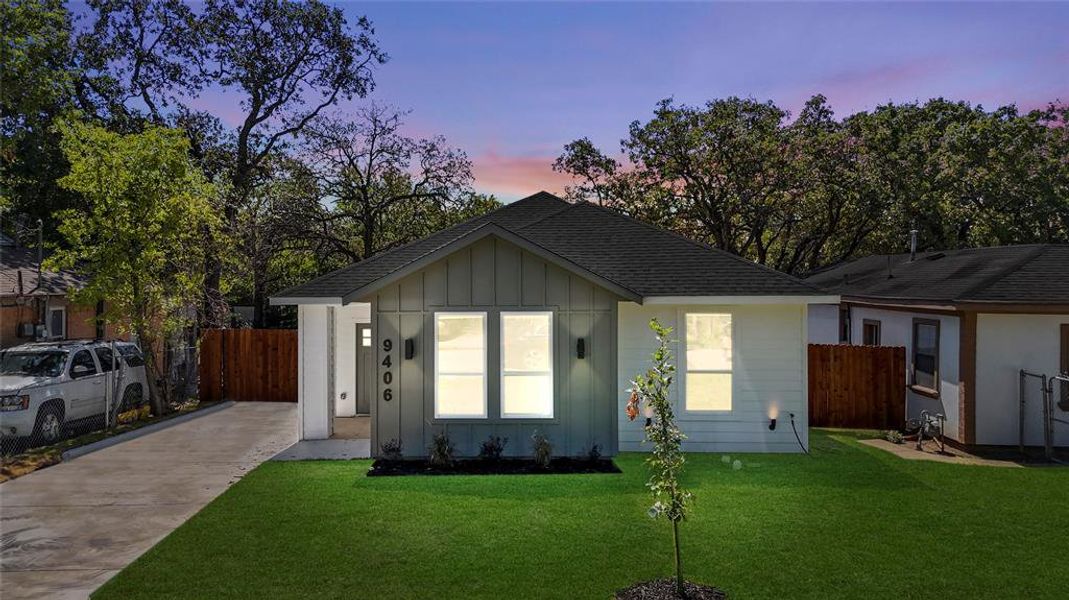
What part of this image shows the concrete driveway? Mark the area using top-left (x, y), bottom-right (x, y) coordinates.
top-left (0, 402), bottom-right (297, 600)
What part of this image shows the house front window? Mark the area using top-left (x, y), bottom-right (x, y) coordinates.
top-left (500, 312), bottom-right (553, 418)
top-left (434, 312), bottom-right (487, 418)
top-left (911, 319), bottom-right (940, 396)
top-left (684, 313), bottom-right (733, 412)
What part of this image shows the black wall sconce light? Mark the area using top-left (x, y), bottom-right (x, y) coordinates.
top-left (404, 338), bottom-right (415, 360)
top-left (576, 338), bottom-right (586, 359)
top-left (768, 417), bottom-right (777, 431)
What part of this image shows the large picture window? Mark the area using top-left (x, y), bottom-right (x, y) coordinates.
top-left (501, 312), bottom-right (553, 418)
top-left (434, 312), bottom-right (487, 418)
top-left (684, 313), bottom-right (732, 412)
top-left (911, 319), bottom-right (940, 396)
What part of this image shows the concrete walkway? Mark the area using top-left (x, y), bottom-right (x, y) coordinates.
top-left (0, 402), bottom-right (297, 600)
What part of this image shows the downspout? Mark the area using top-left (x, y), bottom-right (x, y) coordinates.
top-left (909, 229), bottom-right (918, 262)
top-left (35, 218), bottom-right (42, 293)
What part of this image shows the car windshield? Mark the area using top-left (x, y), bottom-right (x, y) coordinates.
top-left (116, 344), bottom-right (145, 367)
top-left (0, 350), bottom-right (68, 377)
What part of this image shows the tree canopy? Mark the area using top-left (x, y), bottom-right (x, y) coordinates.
top-left (48, 121), bottom-right (223, 412)
top-left (556, 96), bottom-right (1069, 274)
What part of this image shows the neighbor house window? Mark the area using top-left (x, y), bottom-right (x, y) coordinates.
top-left (500, 312), bottom-right (553, 418)
top-left (862, 319), bottom-right (881, 346)
top-left (838, 305), bottom-right (851, 343)
top-left (684, 313), bottom-right (732, 411)
top-left (48, 306), bottom-right (66, 340)
top-left (434, 312), bottom-right (487, 418)
top-left (911, 319), bottom-right (940, 395)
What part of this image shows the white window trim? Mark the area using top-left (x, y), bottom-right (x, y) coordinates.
top-left (680, 310), bottom-right (735, 415)
top-left (433, 311), bottom-right (488, 419)
top-left (48, 306), bottom-right (66, 340)
top-left (500, 311), bottom-right (554, 419)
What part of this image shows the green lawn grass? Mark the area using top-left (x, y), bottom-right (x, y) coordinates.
top-left (93, 431), bottom-right (1069, 600)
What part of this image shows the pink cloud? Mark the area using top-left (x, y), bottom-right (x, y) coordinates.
top-left (472, 151), bottom-right (573, 200)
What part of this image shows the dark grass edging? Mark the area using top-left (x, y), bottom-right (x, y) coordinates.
top-left (61, 401), bottom-right (234, 461)
top-left (367, 457), bottom-right (621, 476)
top-left (615, 579), bottom-right (726, 599)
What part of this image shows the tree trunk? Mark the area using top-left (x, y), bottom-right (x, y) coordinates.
top-left (673, 519), bottom-right (684, 598)
top-left (137, 328), bottom-right (168, 416)
top-left (252, 269), bottom-right (266, 328)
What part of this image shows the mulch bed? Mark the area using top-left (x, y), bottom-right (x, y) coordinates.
top-left (367, 457), bottom-right (621, 476)
top-left (615, 579), bottom-right (726, 600)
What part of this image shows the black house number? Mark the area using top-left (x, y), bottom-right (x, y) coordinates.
top-left (382, 338), bottom-right (393, 401)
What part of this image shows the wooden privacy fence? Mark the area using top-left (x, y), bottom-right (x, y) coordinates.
top-left (199, 329), bottom-right (297, 403)
top-left (808, 344), bottom-right (907, 429)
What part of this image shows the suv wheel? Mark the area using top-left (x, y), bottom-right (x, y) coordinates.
top-left (34, 404), bottom-right (64, 445)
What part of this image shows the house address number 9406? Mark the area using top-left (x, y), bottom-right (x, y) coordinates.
top-left (382, 338), bottom-right (393, 401)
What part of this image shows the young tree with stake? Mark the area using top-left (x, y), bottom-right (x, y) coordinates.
top-left (627, 318), bottom-right (693, 598)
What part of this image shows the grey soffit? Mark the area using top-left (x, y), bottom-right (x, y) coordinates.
top-left (271, 191), bottom-right (823, 304)
top-left (805, 244), bottom-right (1069, 304)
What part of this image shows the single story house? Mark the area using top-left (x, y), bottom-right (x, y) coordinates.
top-left (272, 192), bottom-right (836, 458)
top-left (1, 234), bottom-right (126, 348)
top-left (805, 244), bottom-right (1069, 448)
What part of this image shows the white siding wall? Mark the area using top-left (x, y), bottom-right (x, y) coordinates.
top-left (807, 304), bottom-right (840, 344)
top-left (298, 304), bottom-right (333, 440)
top-left (975, 313), bottom-right (1069, 446)
top-left (618, 302), bottom-right (809, 453)
top-left (333, 302), bottom-right (372, 416)
top-left (847, 307), bottom-right (961, 440)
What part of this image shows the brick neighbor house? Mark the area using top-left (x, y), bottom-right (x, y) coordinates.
top-left (0, 234), bottom-right (128, 348)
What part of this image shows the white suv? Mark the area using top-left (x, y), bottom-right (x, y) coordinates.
top-left (0, 340), bottom-right (149, 445)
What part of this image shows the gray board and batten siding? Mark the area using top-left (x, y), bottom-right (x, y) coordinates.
top-left (363, 235), bottom-right (621, 458)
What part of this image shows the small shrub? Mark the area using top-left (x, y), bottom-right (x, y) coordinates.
top-left (428, 432), bottom-right (455, 467)
top-left (479, 435), bottom-right (508, 460)
top-left (380, 439), bottom-right (403, 460)
top-left (587, 443), bottom-right (602, 461)
top-left (884, 430), bottom-right (904, 445)
top-left (531, 431), bottom-right (552, 469)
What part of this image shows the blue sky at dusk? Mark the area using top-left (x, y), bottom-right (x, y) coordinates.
top-left (200, 2), bottom-right (1069, 201)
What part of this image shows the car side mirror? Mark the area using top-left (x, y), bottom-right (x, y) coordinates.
top-left (71, 364), bottom-right (91, 378)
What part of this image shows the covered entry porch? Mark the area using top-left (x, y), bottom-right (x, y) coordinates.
top-left (274, 301), bottom-right (374, 459)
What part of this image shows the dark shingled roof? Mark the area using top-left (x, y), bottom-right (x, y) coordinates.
top-left (273, 191), bottom-right (823, 302)
top-left (1, 244), bottom-right (85, 297)
top-left (805, 245), bottom-right (1069, 304)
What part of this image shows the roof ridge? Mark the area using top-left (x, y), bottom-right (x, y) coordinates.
top-left (955, 244), bottom-right (1049, 301)
top-left (514, 200), bottom-right (580, 231)
top-left (272, 192), bottom-right (569, 300)
top-left (570, 200), bottom-right (827, 294)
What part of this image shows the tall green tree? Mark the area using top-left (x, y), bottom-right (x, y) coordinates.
top-left (0, 0), bottom-right (80, 230)
top-left (48, 120), bottom-right (223, 414)
top-left (558, 96), bottom-right (1069, 274)
top-left (73, 0), bottom-right (203, 127)
top-left (197, 0), bottom-right (387, 326)
top-left (299, 104), bottom-right (484, 262)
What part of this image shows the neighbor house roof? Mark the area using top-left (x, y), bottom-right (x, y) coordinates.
top-left (273, 191), bottom-right (826, 304)
top-left (0, 243), bottom-right (85, 297)
top-left (805, 244), bottom-right (1069, 305)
